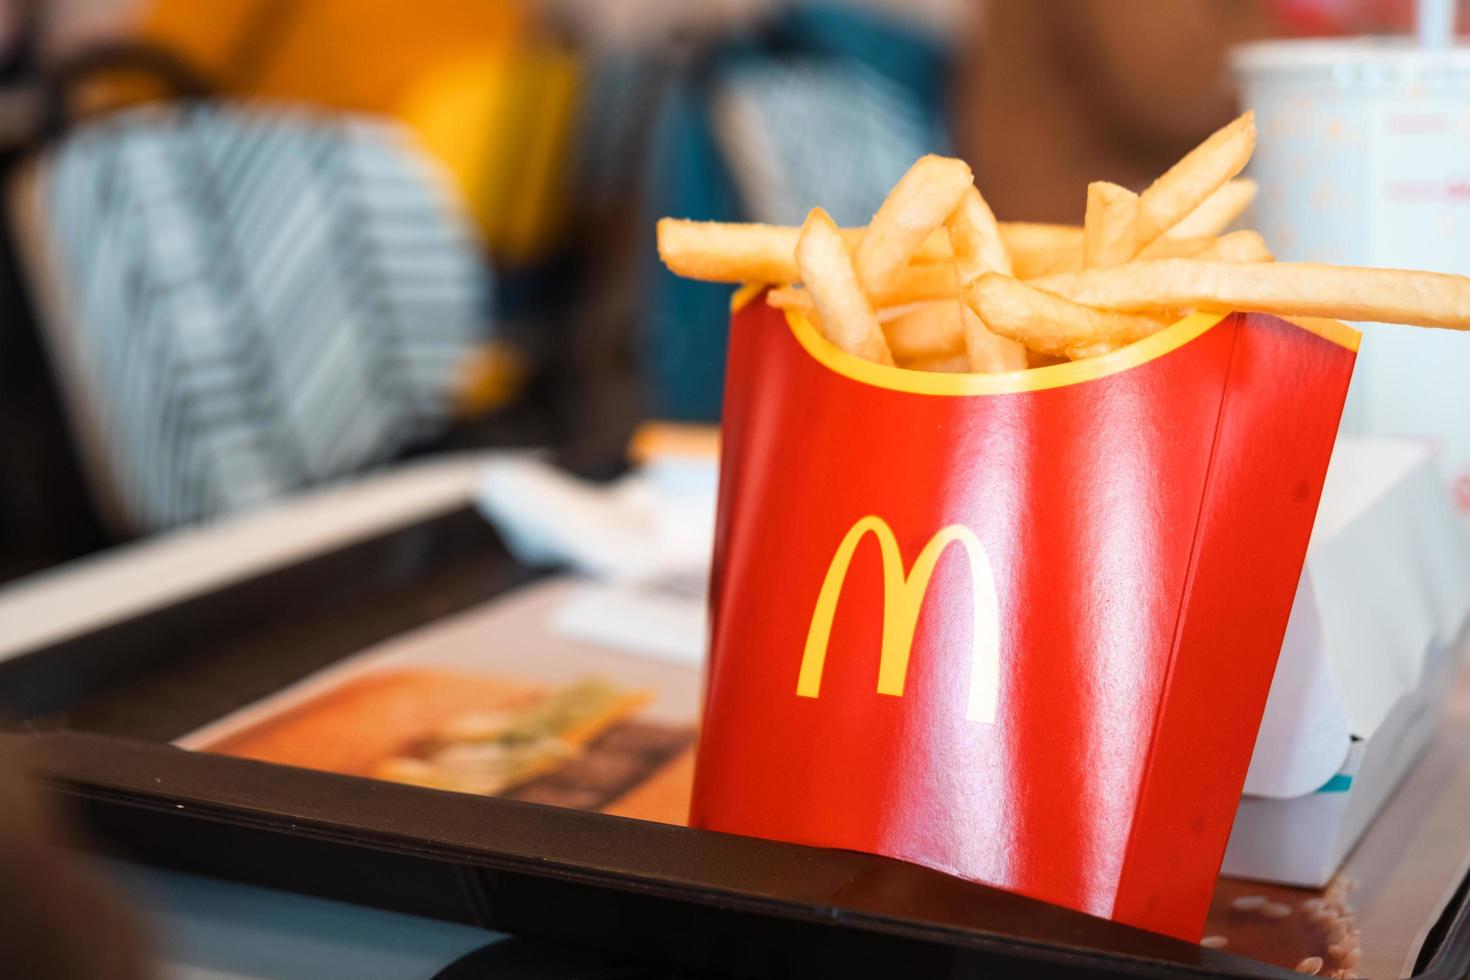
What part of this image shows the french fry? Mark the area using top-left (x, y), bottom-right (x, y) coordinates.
top-left (905, 227), bottom-right (957, 265)
top-left (795, 208), bottom-right (894, 364)
top-left (1083, 181), bottom-right (1140, 269)
top-left (664, 130), bottom-right (1467, 377)
top-left (962, 305), bottom-right (1029, 372)
top-left (1135, 112), bottom-right (1256, 249)
top-left (1063, 340), bottom-right (1124, 360)
top-left (947, 186), bottom-right (1012, 280)
top-left (1197, 229), bottom-right (1273, 264)
top-left (768, 287), bottom-right (943, 328)
top-left (1028, 260), bottom-right (1470, 330)
top-left (1138, 229), bottom-right (1272, 263)
top-left (766, 285), bottom-right (812, 313)
top-left (1166, 178), bottom-right (1257, 239)
top-left (904, 352), bottom-right (973, 373)
top-left (771, 290), bottom-right (1026, 371)
top-left (657, 220), bottom-right (954, 286)
top-left (1001, 223), bottom-right (1084, 278)
top-left (855, 155), bottom-right (974, 296)
top-left (940, 179), bottom-right (1034, 371)
top-left (944, 186), bottom-right (1027, 370)
top-left (772, 264), bottom-right (964, 312)
top-left (966, 273), bottom-right (1172, 359)
top-left (884, 302), bottom-right (966, 361)
top-left (1135, 233), bottom-right (1216, 262)
top-left (845, 226), bottom-right (955, 265)
top-left (659, 216), bottom-right (1081, 285)
top-left (656, 219), bottom-right (802, 284)
top-left (779, 262), bottom-right (965, 308)
top-left (875, 262), bottom-right (962, 306)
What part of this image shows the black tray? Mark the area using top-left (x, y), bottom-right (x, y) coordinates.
top-left (4, 507), bottom-right (1467, 979)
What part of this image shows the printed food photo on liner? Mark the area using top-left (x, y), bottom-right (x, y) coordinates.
top-left (174, 581), bottom-right (706, 825)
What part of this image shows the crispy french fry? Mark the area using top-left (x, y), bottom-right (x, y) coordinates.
top-left (855, 155), bottom-right (974, 296)
top-left (947, 186), bottom-right (1012, 281)
top-left (1135, 112), bottom-right (1256, 249)
top-left (1083, 181), bottom-right (1140, 269)
top-left (1001, 223), bottom-right (1084, 278)
top-left (795, 208), bottom-right (894, 364)
top-left (874, 261), bottom-right (961, 306)
top-left (660, 216), bottom-right (1078, 284)
top-left (658, 220), bottom-right (954, 286)
top-left (841, 226), bottom-right (954, 264)
top-left (1063, 340), bottom-right (1124, 360)
top-left (944, 189), bottom-right (1029, 370)
top-left (776, 262), bottom-right (970, 308)
top-left (1197, 229), bottom-right (1272, 264)
top-left (897, 226), bottom-right (955, 264)
top-left (1135, 233), bottom-right (1214, 261)
top-left (1166, 178), bottom-right (1257, 239)
top-left (962, 306), bottom-right (1029, 372)
top-left (772, 290), bottom-right (1025, 371)
top-left (884, 302), bottom-right (966, 361)
top-left (965, 274), bottom-right (1172, 358)
top-left (904, 352), bottom-right (973, 373)
top-left (1028, 260), bottom-right (1470, 329)
top-left (1138, 229), bottom-right (1272, 263)
top-left (656, 219), bottom-right (801, 284)
top-left (774, 263), bottom-right (963, 310)
top-left (766, 285), bottom-right (811, 313)
top-left (768, 287), bottom-right (935, 330)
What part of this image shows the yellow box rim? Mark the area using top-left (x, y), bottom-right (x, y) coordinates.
top-left (731, 283), bottom-right (1359, 397)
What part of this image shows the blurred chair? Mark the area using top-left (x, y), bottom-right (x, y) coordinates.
top-left (130, 0), bottom-right (579, 270)
top-left (9, 67), bottom-right (494, 534)
top-left (639, 3), bottom-right (958, 420)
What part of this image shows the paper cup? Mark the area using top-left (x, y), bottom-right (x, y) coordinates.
top-left (1232, 38), bottom-right (1470, 512)
top-left (690, 292), bottom-right (1357, 940)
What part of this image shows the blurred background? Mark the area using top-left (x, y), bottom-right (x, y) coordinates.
top-left (2, 3), bottom-right (1470, 978)
top-left (0, 0), bottom-right (1463, 583)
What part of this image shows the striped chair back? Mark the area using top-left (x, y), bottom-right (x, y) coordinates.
top-left (16, 104), bottom-right (493, 533)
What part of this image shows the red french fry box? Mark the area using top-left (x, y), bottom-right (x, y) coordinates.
top-left (690, 288), bottom-right (1359, 941)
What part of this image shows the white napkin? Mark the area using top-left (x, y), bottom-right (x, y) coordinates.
top-left (474, 454), bottom-right (717, 664)
top-left (474, 454), bottom-right (716, 586)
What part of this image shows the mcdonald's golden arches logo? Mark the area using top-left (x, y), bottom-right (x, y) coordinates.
top-left (797, 515), bottom-right (1001, 723)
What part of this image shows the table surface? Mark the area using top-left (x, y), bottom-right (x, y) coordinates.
top-left (12, 456), bottom-right (1470, 979)
top-left (7, 458), bottom-right (515, 980)
top-left (101, 859), bottom-right (500, 980)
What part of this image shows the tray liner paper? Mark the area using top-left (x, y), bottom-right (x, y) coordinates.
top-left (690, 293), bottom-right (1358, 941)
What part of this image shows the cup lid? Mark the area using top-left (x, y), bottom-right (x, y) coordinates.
top-left (1231, 36), bottom-right (1470, 82)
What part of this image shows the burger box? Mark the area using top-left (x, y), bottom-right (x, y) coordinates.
top-left (1223, 437), bottom-right (1470, 886)
top-left (693, 288), bottom-right (1361, 941)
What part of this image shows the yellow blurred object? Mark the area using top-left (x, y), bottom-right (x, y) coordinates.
top-left (134, 0), bottom-right (527, 109)
top-left (130, 0), bottom-right (579, 265)
top-left (397, 46), bottom-right (580, 265)
top-left (627, 423), bottom-right (721, 465)
top-left (453, 341), bottom-right (530, 418)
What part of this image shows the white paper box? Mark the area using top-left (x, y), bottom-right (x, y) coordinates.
top-left (1222, 437), bottom-right (1470, 886)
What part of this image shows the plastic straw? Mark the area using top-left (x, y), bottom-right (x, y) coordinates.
top-left (1416, 0), bottom-right (1455, 47)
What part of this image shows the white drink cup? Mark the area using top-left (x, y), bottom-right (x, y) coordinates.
top-left (1231, 39), bottom-right (1470, 513)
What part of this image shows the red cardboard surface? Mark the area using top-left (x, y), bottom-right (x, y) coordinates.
top-left (691, 294), bottom-right (1357, 941)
